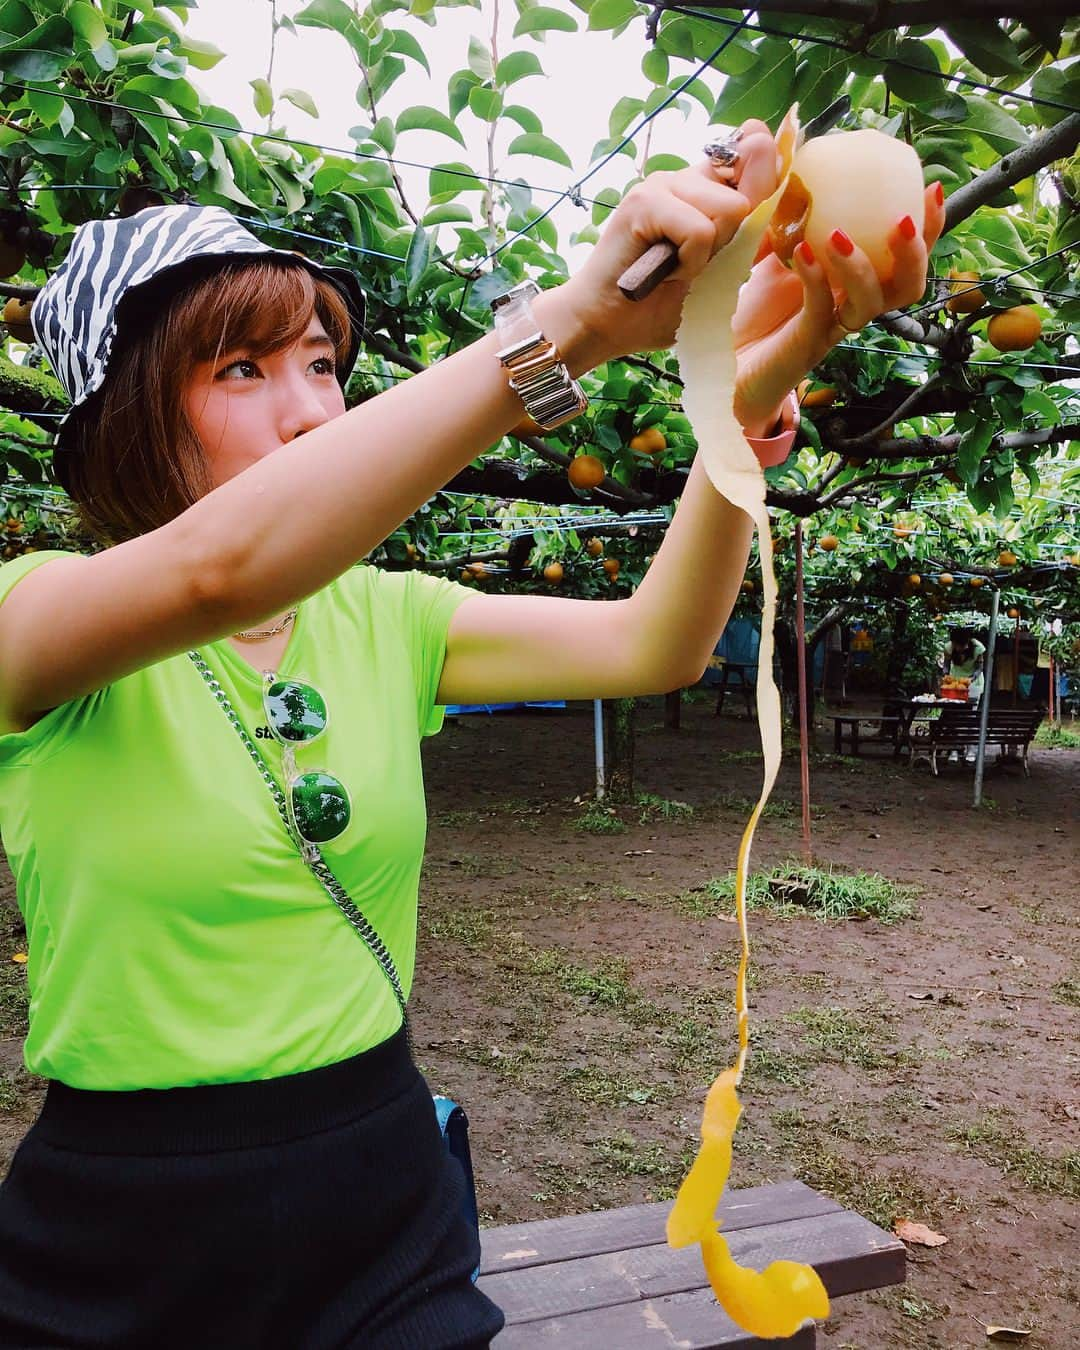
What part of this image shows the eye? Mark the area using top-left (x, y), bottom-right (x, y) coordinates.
top-left (310, 356), bottom-right (335, 375)
top-left (218, 358), bottom-right (260, 380)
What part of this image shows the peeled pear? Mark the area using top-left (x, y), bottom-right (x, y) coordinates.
top-left (767, 129), bottom-right (926, 277)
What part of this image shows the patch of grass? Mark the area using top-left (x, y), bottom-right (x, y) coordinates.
top-left (744, 1044), bottom-right (806, 1087)
top-left (635, 791), bottom-right (695, 824)
top-left (429, 808), bottom-right (485, 828)
top-left (702, 862), bottom-right (917, 924)
top-left (560, 1065), bottom-right (668, 1107)
top-left (573, 802), bottom-right (628, 835)
top-left (712, 791), bottom-right (796, 818)
top-left (0, 976), bottom-right (29, 1037)
top-left (0, 1072), bottom-right (21, 1112)
top-left (946, 1113), bottom-right (1080, 1198)
top-left (425, 907), bottom-right (495, 951)
top-left (786, 1006), bottom-right (890, 1071)
top-left (591, 1132), bottom-right (686, 1183)
top-left (1052, 977), bottom-right (1080, 1007)
top-left (1034, 722), bottom-right (1080, 749)
top-left (530, 950), bottom-right (641, 1013)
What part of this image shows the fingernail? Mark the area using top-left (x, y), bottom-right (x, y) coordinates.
top-left (899, 214), bottom-right (917, 241)
top-left (933, 181), bottom-right (944, 206)
top-left (830, 229), bottom-right (854, 257)
top-left (795, 240), bottom-right (816, 266)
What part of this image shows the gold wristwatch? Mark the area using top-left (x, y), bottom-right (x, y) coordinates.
top-left (491, 280), bottom-right (588, 431)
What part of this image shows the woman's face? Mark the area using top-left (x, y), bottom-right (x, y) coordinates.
top-left (184, 314), bottom-right (346, 488)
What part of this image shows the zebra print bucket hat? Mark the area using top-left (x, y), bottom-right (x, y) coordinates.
top-left (32, 203), bottom-right (366, 453)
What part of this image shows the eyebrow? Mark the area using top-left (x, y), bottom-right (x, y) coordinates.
top-left (301, 334), bottom-right (335, 352)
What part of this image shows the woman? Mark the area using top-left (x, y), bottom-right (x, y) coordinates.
top-left (0, 120), bottom-right (941, 1347)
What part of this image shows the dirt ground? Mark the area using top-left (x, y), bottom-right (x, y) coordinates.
top-left (1, 691), bottom-right (1077, 1348)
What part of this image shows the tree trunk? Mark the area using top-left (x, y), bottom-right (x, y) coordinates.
top-left (664, 689), bottom-right (682, 729)
top-left (604, 697), bottom-right (637, 802)
top-left (885, 605), bottom-right (909, 700)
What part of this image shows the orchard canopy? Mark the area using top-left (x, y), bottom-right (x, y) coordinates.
top-left (0, 0), bottom-right (1077, 663)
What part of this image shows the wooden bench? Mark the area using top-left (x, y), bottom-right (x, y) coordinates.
top-left (907, 705), bottom-right (1044, 776)
top-left (826, 713), bottom-right (900, 756)
top-left (479, 1180), bottom-right (905, 1347)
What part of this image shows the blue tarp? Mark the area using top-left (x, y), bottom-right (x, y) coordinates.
top-left (443, 702), bottom-right (566, 715)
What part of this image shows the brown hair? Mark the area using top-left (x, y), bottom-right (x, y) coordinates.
top-left (60, 259), bottom-right (352, 547)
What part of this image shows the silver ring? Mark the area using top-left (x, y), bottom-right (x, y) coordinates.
top-left (703, 133), bottom-right (741, 167)
top-left (832, 304), bottom-right (860, 335)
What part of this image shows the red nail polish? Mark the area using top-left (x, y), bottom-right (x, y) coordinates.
top-left (830, 229), bottom-right (854, 257)
top-left (933, 181), bottom-right (944, 207)
top-left (899, 214), bottom-right (917, 240)
top-left (795, 240), bottom-right (816, 266)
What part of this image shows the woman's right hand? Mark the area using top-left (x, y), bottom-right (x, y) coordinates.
top-left (544, 120), bottom-right (780, 371)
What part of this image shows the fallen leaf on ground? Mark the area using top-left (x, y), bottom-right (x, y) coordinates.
top-left (907, 991), bottom-right (935, 1001)
top-left (893, 1219), bottom-right (948, 1247)
top-left (10, 952), bottom-right (27, 964)
top-left (986, 1327), bottom-right (1031, 1342)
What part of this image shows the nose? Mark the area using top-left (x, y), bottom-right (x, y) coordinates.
top-left (276, 367), bottom-right (334, 441)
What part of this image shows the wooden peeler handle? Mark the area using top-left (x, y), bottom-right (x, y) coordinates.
top-left (616, 239), bottom-right (680, 302)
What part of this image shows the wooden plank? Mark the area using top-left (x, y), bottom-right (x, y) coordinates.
top-left (479, 1208), bottom-right (904, 1328)
top-left (492, 1286), bottom-right (817, 1349)
top-left (480, 1181), bottom-right (840, 1276)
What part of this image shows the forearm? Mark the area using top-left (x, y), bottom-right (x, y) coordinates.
top-left (186, 284), bottom-right (600, 626)
top-left (626, 453), bottom-right (754, 686)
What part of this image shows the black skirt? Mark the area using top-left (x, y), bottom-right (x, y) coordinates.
top-left (0, 1029), bottom-right (504, 1349)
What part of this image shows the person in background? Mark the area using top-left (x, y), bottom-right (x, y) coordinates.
top-left (942, 626), bottom-right (985, 763)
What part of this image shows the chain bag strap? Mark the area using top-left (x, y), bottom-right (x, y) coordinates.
top-left (186, 648), bottom-right (482, 1273)
top-left (186, 651), bottom-right (408, 1028)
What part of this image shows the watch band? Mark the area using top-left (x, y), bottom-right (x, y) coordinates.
top-left (492, 281), bottom-right (588, 431)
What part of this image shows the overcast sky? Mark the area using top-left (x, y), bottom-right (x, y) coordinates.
top-left (184, 0), bottom-right (719, 258)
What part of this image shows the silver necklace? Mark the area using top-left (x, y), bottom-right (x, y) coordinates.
top-left (232, 608), bottom-right (298, 643)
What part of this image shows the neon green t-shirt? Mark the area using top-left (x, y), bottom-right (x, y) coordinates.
top-left (0, 551), bottom-right (473, 1090)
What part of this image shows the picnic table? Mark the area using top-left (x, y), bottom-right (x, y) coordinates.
top-left (479, 1180), bottom-right (905, 1347)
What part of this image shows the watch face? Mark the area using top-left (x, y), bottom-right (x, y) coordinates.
top-left (492, 280), bottom-right (540, 312)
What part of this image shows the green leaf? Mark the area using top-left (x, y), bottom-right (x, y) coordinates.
top-left (513, 6), bottom-right (578, 38)
top-left (25, 88), bottom-right (63, 126)
top-left (590, 185), bottom-right (620, 224)
top-left (1022, 388), bottom-right (1061, 426)
top-left (66, 1), bottom-right (107, 49)
top-left (422, 203), bottom-right (474, 225)
top-left (944, 20), bottom-right (1025, 76)
top-left (468, 85), bottom-right (503, 121)
top-left (295, 0), bottom-right (360, 39)
top-left (405, 223), bottom-right (431, 304)
top-left (968, 213), bottom-right (1032, 271)
top-left (262, 162), bottom-right (306, 214)
top-left (641, 47), bottom-right (667, 85)
top-left (502, 103), bottom-right (542, 134)
top-left (371, 116), bottom-right (396, 153)
top-left (281, 87), bottom-right (318, 118)
top-left (387, 29), bottom-right (430, 74)
top-left (958, 421), bottom-right (994, 486)
top-left (250, 77), bottom-right (273, 118)
top-left (1031, 61), bottom-right (1080, 129)
top-left (397, 105), bottom-right (466, 147)
top-left (609, 95), bottom-right (644, 137)
top-left (495, 50), bottom-right (544, 86)
top-left (884, 38), bottom-right (944, 104)
top-left (467, 35), bottom-right (493, 79)
top-left (961, 95), bottom-right (1028, 154)
top-left (643, 153), bottom-right (688, 173)
top-left (588, 0), bottom-right (638, 31)
top-left (507, 131), bottom-right (572, 168)
top-left (711, 36), bottom-right (796, 128)
top-left (428, 161), bottom-right (484, 199)
top-left (178, 36), bottom-right (226, 70)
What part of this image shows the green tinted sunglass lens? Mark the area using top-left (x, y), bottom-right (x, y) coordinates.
top-left (265, 680), bottom-right (328, 743)
top-left (291, 772), bottom-right (351, 843)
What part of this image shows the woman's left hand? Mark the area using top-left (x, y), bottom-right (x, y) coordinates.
top-left (732, 182), bottom-right (946, 437)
